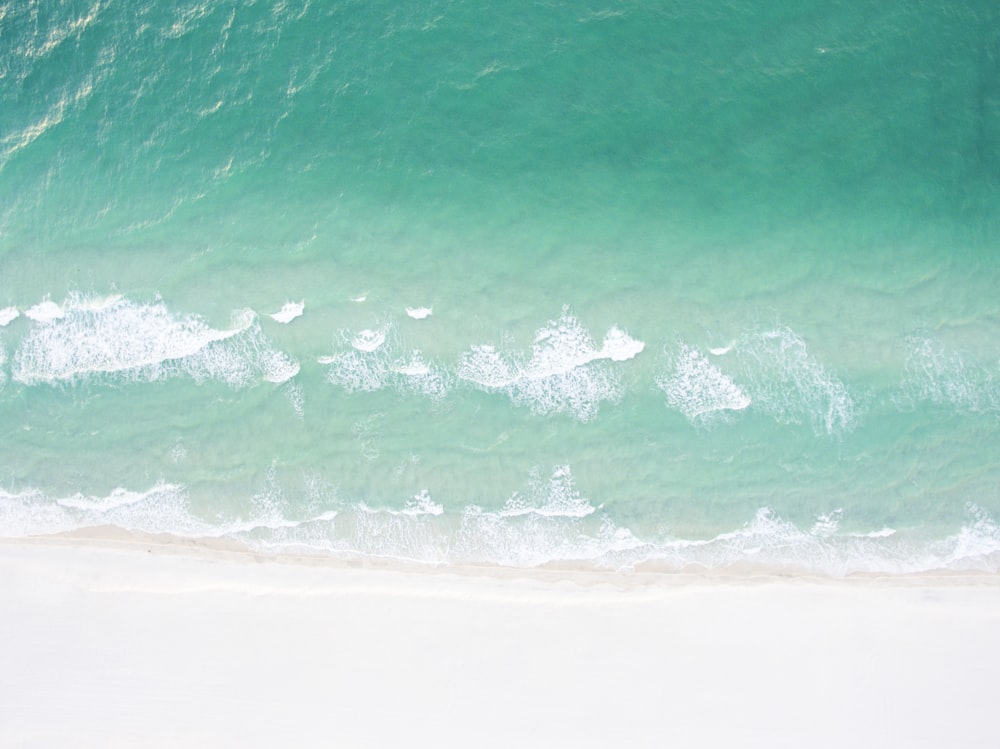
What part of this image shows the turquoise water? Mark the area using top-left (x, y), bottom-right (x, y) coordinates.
top-left (2, 0), bottom-right (999, 573)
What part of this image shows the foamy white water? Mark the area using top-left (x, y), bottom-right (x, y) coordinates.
top-left (269, 301), bottom-right (304, 324)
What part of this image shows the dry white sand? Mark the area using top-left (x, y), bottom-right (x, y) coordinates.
top-left (2, 536), bottom-right (999, 748)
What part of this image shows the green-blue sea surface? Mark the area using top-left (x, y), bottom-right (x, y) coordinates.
top-left (2, 0), bottom-right (999, 573)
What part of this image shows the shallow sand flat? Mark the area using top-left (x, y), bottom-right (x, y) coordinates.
top-left (1, 537), bottom-right (999, 748)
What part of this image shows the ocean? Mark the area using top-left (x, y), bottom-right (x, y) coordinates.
top-left (2, 0), bottom-right (999, 574)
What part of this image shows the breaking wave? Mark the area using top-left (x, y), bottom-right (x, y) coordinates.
top-left (269, 301), bottom-right (304, 324)
top-left (0, 307), bottom-right (19, 326)
top-left (658, 328), bottom-right (857, 435)
top-left (11, 293), bottom-right (298, 387)
top-left (0, 483), bottom-right (204, 538)
top-left (457, 308), bottom-right (644, 421)
top-left (319, 322), bottom-right (452, 399)
top-left (3, 472), bottom-right (997, 576)
top-left (657, 343), bottom-right (751, 424)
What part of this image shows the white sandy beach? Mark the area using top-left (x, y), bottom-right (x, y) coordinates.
top-left (2, 537), bottom-right (998, 749)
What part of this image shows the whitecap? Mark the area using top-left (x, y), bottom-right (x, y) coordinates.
top-left (405, 306), bottom-right (433, 320)
top-left (457, 308), bottom-right (642, 421)
top-left (351, 328), bottom-right (386, 352)
top-left (860, 528), bottom-right (896, 539)
top-left (23, 299), bottom-right (64, 323)
top-left (269, 300), bottom-right (304, 324)
top-left (12, 293), bottom-right (297, 388)
top-left (598, 325), bottom-right (645, 361)
top-left (0, 307), bottom-right (21, 326)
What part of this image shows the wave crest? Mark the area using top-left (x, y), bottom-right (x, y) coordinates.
top-left (12, 294), bottom-right (298, 387)
top-left (458, 309), bottom-right (643, 421)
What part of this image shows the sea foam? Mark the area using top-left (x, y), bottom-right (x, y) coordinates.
top-left (457, 309), bottom-right (644, 421)
top-left (4, 475), bottom-right (998, 576)
top-left (444, 465), bottom-right (644, 567)
top-left (0, 482), bottom-right (203, 538)
top-left (734, 327), bottom-right (856, 435)
top-left (634, 506), bottom-right (1000, 576)
top-left (319, 323), bottom-right (451, 399)
top-left (269, 301), bottom-right (304, 324)
top-left (497, 465), bottom-right (596, 518)
top-left (896, 336), bottom-right (1000, 415)
top-left (657, 343), bottom-right (751, 424)
top-left (23, 299), bottom-right (65, 323)
top-left (12, 294), bottom-right (299, 387)
top-left (0, 307), bottom-right (19, 326)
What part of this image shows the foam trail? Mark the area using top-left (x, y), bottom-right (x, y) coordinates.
top-left (457, 308), bottom-right (643, 421)
top-left (657, 343), bottom-right (751, 424)
top-left (896, 336), bottom-right (1000, 415)
top-left (283, 380), bottom-right (305, 417)
top-left (12, 293), bottom-right (298, 387)
top-left (405, 306), bottom-right (432, 319)
top-left (320, 324), bottom-right (452, 399)
top-left (733, 327), bottom-right (856, 435)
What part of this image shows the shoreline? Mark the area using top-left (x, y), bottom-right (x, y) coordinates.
top-left (3, 533), bottom-right (1000, 747)
top-left (6, 527), bottom-right (1000, 588)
